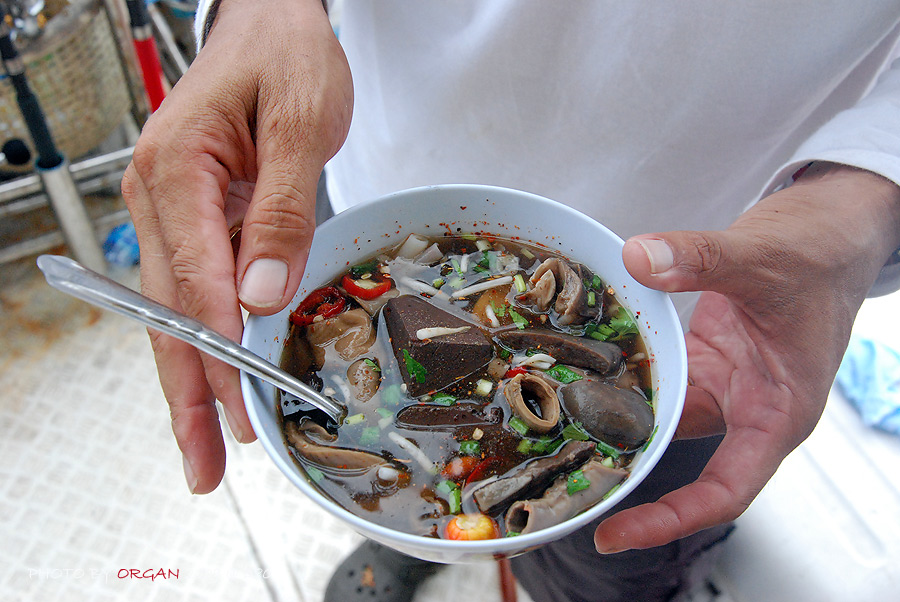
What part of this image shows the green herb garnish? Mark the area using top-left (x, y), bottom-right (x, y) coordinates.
top-left (402, 349), bottom-right (427, 384)
top-left (381, 384), bottom-right (402, 406)
top-left (602, 481), bottom-right (624, 501)
top-left (458, 440), bottom-right (481, 455)
top-left (432, 393), bottom-right (457, 406)
top-left (359, 426), bottom-right (380, 446)
top-left (562, 421), bottom-right (591, 442)
top-left (350, 260), bottom-right (378, 278)
top-left (490, 300), bottom-right (507, 317)
top-left (508, 308), bottom-right (528, 330)
top-left (505, 531), bottom-right (521, 538)
top-left (641, 425), bottom-right (659, 452)
top-left (530, 435), bottom-right (560, 454)
top-left (596, 440), bottom-right (622, 458)
top-left (586, 307), bottom-right (638, 342)
top-left (608, 307), bottom-right (638, 340)
top-left (508, 416), bottom-right (529, 436)
top-left (363, 358), bottom-right (381, 372)
top-left (345, 413), bottom-right (366, 425)
top-left (566, 470), bottom-right (591, 495)
top-left (305, 466), bottom-right (324, 483)
top-left (436, 480), bottom-right (462, 514)
top-left (545, 365), bottom-right (583, 384)
top-left (513, 274), bottom-right (527, 293)
top-left (586, 323), bottom-right (617, 341)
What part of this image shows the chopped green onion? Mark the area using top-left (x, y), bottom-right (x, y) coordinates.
top-left (359, 427), bottom-right (380, 446)
top-left (447, 276), bottom-right (466, 289)
top-left (530, 435), bottom-right (552, 454)
top-left (350, 260), bottom-right (378, 278)
top-left (436, 480), bottom-right (462, 514)
top-left (473, 265), bottom-right (489, 273)
top-left (596, 440), bottom-right (622, 458)
top-left (545, 365), bottom-right (583, 384)
top-left (475, 239), bottom-right (491, 251)
top-left (402, 349), bottom-right (427, 384)
top-left (508, 416), bottom-right (529, 436)
top-left (602, 481), bottom-right (624, 501)
top-left (601, 456), bottom-right (616, 468)
top-left (432, 393), bottom-right (457, 406)
top-left (530, 435), bottom-right (564, 455)
top-left (305, 466), bottom-right (325, 483)
top-left (586, 322), bottom-right (616, 341)
top-left (477, 250), bottom-right (491, 269)
top-left (591, 274), bottom-right (603, 290)
top-left (498, 348), bottom-right (511, 359)
top-left (490, 300), bottom-right (507, 317)
top-left (521, 247), bottom-right (535, 260)
top-left (562, 422), bottom-right (591, 441)
top-left (508, 308), bottom-right (528, 330)
top-left (459, 440), bottom-right (481, 455)
top-left (566, 470), bottom-right (591, 495)
top-left (505, 531), bottom-right (521, 538)
top-left (474, 379), bottom-right (493, 396)
top-left (382, 384), bottom-right (402, 406)
top-left (460, 233), bottom-right (478, 241)
top-left (432, 277), bottom-right (445, 289)
top-left (451, 258), bottom-right (464, 276)
top-left (586, 290), bottom-right (596, 307)
top-left (516, 439), bottom-right (532, 454)
top-left (513, 274), bottom-right (527, 293)
top-left (641, 425), bottom-right (659, 452)
top-left (363, 358), bottom-right (381, 372)
top-left (345, 413), bottom-right (366, 425)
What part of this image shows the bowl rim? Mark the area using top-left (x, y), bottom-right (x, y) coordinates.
top-left (241, 183), bottom-right (687, 555)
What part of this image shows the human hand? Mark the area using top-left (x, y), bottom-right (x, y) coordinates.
top-left (121, 0), bottom-right (352, 494)
top-left (595, 163), bottom-right (900, 553)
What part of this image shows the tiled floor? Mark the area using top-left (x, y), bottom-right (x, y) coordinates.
top-left (0, 258), bottom-right (523, 602)
top-left (1, 254), bottom-right (898, 602)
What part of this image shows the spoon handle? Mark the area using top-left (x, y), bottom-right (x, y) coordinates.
top-left (37, 254), bottom-right (345, 421)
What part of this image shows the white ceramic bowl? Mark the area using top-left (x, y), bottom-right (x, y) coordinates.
top-left (241, 184), bottom-right (686, 563)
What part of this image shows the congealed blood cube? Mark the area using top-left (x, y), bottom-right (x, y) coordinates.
top-left (383, 295), bottom-right (493, 396)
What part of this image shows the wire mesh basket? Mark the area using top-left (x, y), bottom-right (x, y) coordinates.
top-left (0, 0), bottom-right (132, 168)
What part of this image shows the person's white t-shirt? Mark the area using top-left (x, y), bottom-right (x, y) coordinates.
top-left (196, 1), bottom-right (900, 296)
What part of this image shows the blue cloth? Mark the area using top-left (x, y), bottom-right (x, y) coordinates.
top-left (102, 222), bottom-right (140, 267)
top-left (836, 336), bottom-right (900, 436)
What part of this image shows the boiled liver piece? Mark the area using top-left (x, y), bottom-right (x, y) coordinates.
top-left (383, 295), bottom-right (493, 396)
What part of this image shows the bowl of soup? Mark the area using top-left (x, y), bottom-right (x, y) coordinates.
top-left (241, 184), bottom-right (687, 563)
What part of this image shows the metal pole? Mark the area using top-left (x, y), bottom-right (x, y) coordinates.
top-left (0, 11), bottom-right (108, 273)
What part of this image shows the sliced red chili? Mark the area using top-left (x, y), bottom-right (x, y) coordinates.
top-left (465, 456), bottom-right (500, 486)
top-left (289, 286), bottom-right (347, 326)
top-left (503, 367), bottom-right (528, 379)
top-left (341, 273), bottom-right (392, 300)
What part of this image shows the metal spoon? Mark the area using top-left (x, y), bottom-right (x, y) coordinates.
top-left (37, 254), bottom-right (347, 425)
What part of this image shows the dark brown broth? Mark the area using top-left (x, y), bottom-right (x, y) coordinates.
top-left (279, 234), bottom-right (653, 538)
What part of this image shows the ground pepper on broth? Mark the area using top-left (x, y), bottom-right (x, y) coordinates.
top-left (279, 234), bottom-right (656, 539)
